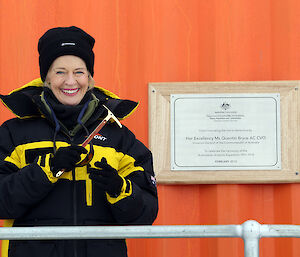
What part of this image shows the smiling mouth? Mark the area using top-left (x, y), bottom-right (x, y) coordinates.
top-left (61, 88), bottom-right (80, 96)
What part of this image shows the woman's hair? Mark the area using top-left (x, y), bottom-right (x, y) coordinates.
top-left (88, 74), bottom-right (95, 89)
top-left (44, 73), bottom-right (95, 90)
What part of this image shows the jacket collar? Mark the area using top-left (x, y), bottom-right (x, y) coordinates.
top-left (0, 78), bottom-right (139, 121)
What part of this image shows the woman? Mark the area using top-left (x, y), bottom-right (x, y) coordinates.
top-left (0, 26), bottom-right (158, 257)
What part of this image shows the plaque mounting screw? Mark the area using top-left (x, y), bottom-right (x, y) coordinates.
top-left (295, 88), bottom-right (298, 91)
top-left (296, 172), bottom-right (299, 175)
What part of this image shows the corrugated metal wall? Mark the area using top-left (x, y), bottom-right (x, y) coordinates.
top-left (1, 0), bottom-right (300, 256)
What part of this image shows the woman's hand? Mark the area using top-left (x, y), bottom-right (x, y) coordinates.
top-left (89, 157), bottom-right (124, 197)
top-left (36, 145), bottom-right (88, 182)
top-left (51, 145), bottom-right (88, 175)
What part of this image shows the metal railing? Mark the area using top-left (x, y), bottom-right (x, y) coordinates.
top-left (1, 220), bottom-right (300, 257)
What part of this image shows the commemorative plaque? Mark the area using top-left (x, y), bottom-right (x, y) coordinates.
top-left (170, 93), bottom-right (281, 171)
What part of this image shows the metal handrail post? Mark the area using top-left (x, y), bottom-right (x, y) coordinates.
top-left (242, 220), bottom-right (261, 257)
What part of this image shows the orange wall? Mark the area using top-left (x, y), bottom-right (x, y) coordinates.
top-left (1, 1), bottom-right (300, 256)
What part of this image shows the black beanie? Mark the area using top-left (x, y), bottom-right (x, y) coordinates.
top-left (38, 26), bottom-right (95, 81)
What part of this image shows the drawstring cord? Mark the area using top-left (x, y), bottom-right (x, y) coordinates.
top-left (43, 95), bottom-right (61, 153)
top-left (77, 101), bottom-right (94, 156)
top-left (43, 93), bottom-right (93, 154)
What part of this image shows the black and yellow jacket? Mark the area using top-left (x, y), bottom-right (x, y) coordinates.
top-left (0, 78), bottom-right (158, 257)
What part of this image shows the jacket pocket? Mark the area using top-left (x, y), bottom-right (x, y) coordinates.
top-left (86, 239), bottom-right (128, 257)
top-left (9, 240), bottom-right (59, 257)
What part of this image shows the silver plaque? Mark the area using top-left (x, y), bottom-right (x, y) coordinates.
top-left (170, 93), bottom-right (281, 170)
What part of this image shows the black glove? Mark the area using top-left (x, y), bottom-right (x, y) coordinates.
top-left (89, 157), bottom-right (124, 197)
top-left (51, 145), bottom-right (88, 176)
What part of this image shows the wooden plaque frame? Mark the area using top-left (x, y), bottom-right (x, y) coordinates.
top-left (148, 81), bottom-right (300, 184)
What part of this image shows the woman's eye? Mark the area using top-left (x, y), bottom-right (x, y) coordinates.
top-left (56, 71), bottom-right (65, 75)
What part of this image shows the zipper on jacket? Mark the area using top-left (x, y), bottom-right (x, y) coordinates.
top-left (72, 169), bottom-right (77, 225)
top-left (68, 135), bottom-right (78, 257)
top-left (72, 167), bottom-right (78, 257)
top-left (68, 134), bottom-right (77, 229)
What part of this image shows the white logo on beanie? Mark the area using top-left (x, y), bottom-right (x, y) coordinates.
top-left (61, 42), bottom-right (76, 46)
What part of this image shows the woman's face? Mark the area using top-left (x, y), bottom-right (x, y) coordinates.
top-left (46, 55), bottom-right (90, 106)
